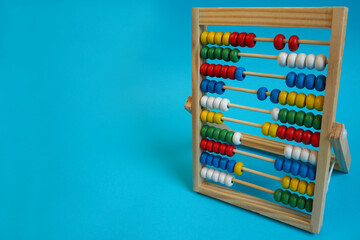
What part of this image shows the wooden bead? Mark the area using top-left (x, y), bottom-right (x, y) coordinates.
top-left (278, 91), bottom-right (288, 105)
top-left (271, 107), bottom-right (280, 121)
top-left (214, 112), bottom-right (224, 124)
top-left (288, 35), bottom-right (299, 51)
top-left (298, 180), bottom-right (308, 194)
top-left (300, 148), bottom-right (310, 163)
top-left (222, 32), bottom-right (231, 46)
top-left (294, 128), bottom-right (304, 143)
top-left (295, 93), bottom-right (306, 108)
top-left (305, 94), bottom-right (316, 110)
top-left (218, 171), bottom-right (227, 184)
top-left (287, 92), bottom-right (297, 106)
top-left (212, 169), bottom-right (221, 182)
top-left (261, 122), bottom-right (271, 136)
top-left (234, 162), bottom-right (244, 175)
top-left (207, 111), bottom-right (215, 123)
top-left (282, 175), bottom-right (291, 189)
top-left (232, 132), bottom-right (242, 145)
top-left (287, 53), bottom-right (297, 68)
top-left (306, 182), bottom-right (315, 196)
top-left (284, 145), bottom-right (293, 159)
top-left (315, 95), bottom-right (324, 111)
top-left (291, 146), bottom-right (302, 160)
top-left (201, 167), bottom-right (209, 178)
top-left (285, 127), bottom-right (296, 141)
top-left (296, 53), bottom-right (306, 69)
top-left (225, 174), bottom-right (234, 187)
top-left (207, 31), bottom-right (216, 45)
top-left (237, 32), bottom-right (247, 47)
top-left (200, 110), bottom-right (209, 122)
top-left (200, 31), bottom-right (209, 45)
top-left (290, 177), bottom-right (300, 192)
top-left (277, 125), bottom-right (287, 139)
top-left (315, 54), bottom-right (327, 71)
top-left (311, 132), bottom-right (320, 147)
top-left (206, 168), bottom-right (215, 179)
top-left (220, 98), bottom-right (230, 112)
top-left (302, 130), bottom-right (313, 145)
top-left (309, 150), bottom-right (318, 165)
top-left (200, 95), bottom-right (209, 108)
top-left (305, 54), bottom-right (316, 69)
top-left (277, 52), bottom-right (288, 67)
top-left (274, 34), bottom-right (286, 50)
top-left (214, 32), bottom-right (224, 45)
top-left (206, 96), bottom-right (216, 109)
top-left (269, 123), bottom-right (279, 138)
top-left (229, 32), bottom-right (239, 46)
top-left (213, 97), bottom-right (222, 110)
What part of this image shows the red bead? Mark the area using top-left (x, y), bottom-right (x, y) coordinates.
top-left (276, 125), bottom-right (287, 139)
top-left (219, 143), bottom-right (227, 155)
top-left (245, 33), bottom-right (256, 48)
top-left (214, 64), bottom-right (222, 78)
top-left (206, 64), bottom-right (215, 77)
top-left (220, 65), bottom-right (229, 79)
top-left (302, 130), bottom-right (313, 145)
top-left (274, 34), bottom-right (286, 50)
top-left (229, 32), bottom-right (239, 47)
top-left (200, 63), bottom-right (209, 76)
top-left (288, 35), bottom-right (299, 51)
top-left (285, 127), bottom-right (295, 141)
top-left (294, 129), bottom-right (304, 143)
top-left (213, 142), bottom-right (221, 154)
top-left (225, 145), bottom-right (235, 157)
top-left (227, 66), bottom-right (237, 80)
top-left (200, 138), bottom-right (208, 150)
top-left (237, 32), bottom-right (247, 47)
top-left (206, 140), bottom-right (214, 152)
top-left (311, 132), bottom-right (320, 147)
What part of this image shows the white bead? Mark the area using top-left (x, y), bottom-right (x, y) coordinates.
top-left (305, 54), bottom-right (316, 69)
top-left (315, 54), bottom-right (327, 71)
top-left (206, 168), bottom-right (214, 179)
top-left (219, 98), bottom-right (230, 112)
top-left (277, 52), bottom-right (288, 67)
top-left (292, 146), bottom-right (302, 160)
top-left (200, 95), bottom-right (208, 108)
top-left (232, 132), bottom-right (242, 145)
top-left (287, 53), bottom-right (297, 68)
top-left (300, 148), bottom-right (310, 163)
top-left (200, 167), bottom-right (208, 178)
top-left (212, 170), bottom-right (221, 182)
top-left (295, 53), bottom-right (307, 69)
top-left (284, 145), bottom-right (293, 159)
top-left (206, 96), bottom-right (216, 109)
top-left (213, 97), bottom-right (222, 110)
top-left (271, 107), bottom-right (280, 121)
top-left (309, 150), bottom-right (318, 165)
top-left (218, 172), bottom-right (227, 184)
top-left (225, 174), bottom-right (234, 187)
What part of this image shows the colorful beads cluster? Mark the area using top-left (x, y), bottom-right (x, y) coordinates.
top-left (200, 125), bottom-right (242, 145)
top-left (257, 87), bottom-right (324, 111)
top-left (274, 189), bottom-right (313, 212)
top-left (200, 79), bottom-right (226, 95)
top-left (200, 31), bottom-right (257, 48)
top-left (200, 138), bottom-right (236, 157)
top-left (200, 110), bottom-right (224, 124)
top-left (286, 72), bottom-right (326, 91)
top-left (262, 122), bottom-right (320, 147)
top-left (200, 46), bottom-right (241, 62)
top-left (274, 34), bottom-right (300, 51)
top-left (201, 166), bottom-right (235, 187)
top-left (200, 96), bottom-right (230, 112)
top-left (200, 152), bottom-right (245, 176)
top-left (277, 108), bottom-right (322, 130)
top-left (284, 145), bottom-right (318, 166)
top-left (281, 176), bottom-right (315, 197)
top-left (274, 157), bottom-right (316, 180)
top-left (200, 63), bottom-right (246, 81)
top-left (277, 52), bottom-right (327, 71)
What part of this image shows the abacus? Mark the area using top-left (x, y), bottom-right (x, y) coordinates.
top-left (185, 7), bottom-right (351, 233)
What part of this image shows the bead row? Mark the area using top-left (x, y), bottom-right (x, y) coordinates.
top-left (286, 72), bottom-right (326, 91)
top-left (200, 166), bottom-right (234, 187)
top-left (200, 96), bottom-right (230, 112)
top-left (274, 34), bottom-right (300, 51)
top-left (200, 46), bottom-right (241, 62)
top-left (274, 189), bottom-right (313, 212)
top-left (200, 63), bottom-right (246, 81)
top-left (200, 125), bottom-right (242, 145)
top-left (276, 108), bottom-right (322, 130)
top-left (200, 138), bottom-right (235, 157)
top-left (284, 145), bottom-right (317, 166)
top-left (200, 152), bottom-right (246, 175)
top-left (275, 157), bottom-right (316, 180)
top-left (200, 79), bottom-right (226, 95)
top-left (200, 110), bottom-right (224, 124)
top-left (200, 31), bottom-right (256, 48)
top-left (282, 176), bottom-right (315, 196)
top-left (278, 52), bottom-right (327, 71)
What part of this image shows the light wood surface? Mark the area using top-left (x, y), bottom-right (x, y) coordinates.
top-left (330, 123), bottom-right (351, 173)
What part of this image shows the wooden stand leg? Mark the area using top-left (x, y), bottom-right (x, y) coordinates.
top-left (330, 123), bottom-right (351, 173)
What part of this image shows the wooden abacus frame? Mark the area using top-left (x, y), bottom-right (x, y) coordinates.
top-left (189, 7), bottom-right (351, 233)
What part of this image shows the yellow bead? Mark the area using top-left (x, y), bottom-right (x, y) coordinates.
top-left (261, 122), bottom-right (271, 136)
top-left (295, 93), bottom-right (306, 108)
top-left (207, 111), bottom-right (215, 123)
top-left (207, 31), bottom-right (216, 45)
top-left (306, 182), bottom-right (315, 197)
top-left (222, 32), bottom-right (231, 46)
top-left (214, 32), bottom-right (224, 45)
top-left (234, 162), bottom-right (244, 175)
top-left (279, 90), bottom-right (288, 105)
top-left (315, 95), bottom-right (324, 111)
top-left (306, 94), bottom-right (316, 110)
top-left (287, 91), bottom-right (297, 106)
top-left (214, 112), bottom-right (224, 124)
top-left (269, 123), bottom-right (279, 138)
top-left (282, 175), bottom-right (291, 189)
top-left (200, 31), bottom-right (209, 45)
top-left (200, 110), bottom-right (209, 122)
top-left (289, 177), bottom-right (300, 192)
top-left (298, 180), bottom-right (308, 195)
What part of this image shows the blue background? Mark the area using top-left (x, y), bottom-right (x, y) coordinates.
top-left (0, 0), bottom-right (359, 239)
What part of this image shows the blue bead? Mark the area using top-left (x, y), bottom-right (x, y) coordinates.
top-left (283, 159), bottom-right (293, 173)
top-left (290, 161), bottom-right (301, 176)
top-left (308, 166), bottom-right (316, 180)
top-left (200, 152), bottom-right (209, 165)
top-left (226, 160), bottom-right (236, 173)
top-left (274, 157), bottom-right (285, 171)
top-left (270, 89), bottom-right (280, 103)
top-left (215, 81), bottom-right (225, 95)
top-left (305, 74), bottom-right (316, 90)
top-left (286, 72), bottom-right (296, 87)
top-left (295, 73), bottom-right (306, 89)
top-left (235, 67), bottom-right (246, 81)
top-left (315, 75), bottom-right (326, 91)
top-left (207, 80), bottom-right (216, 93)
top-left (212, 156), bottom-right (221, 168)
top-left (299, 164), bottom-right (309, 178)
top-left (206, 154), bottom-right (214, 166)
top-left (219, 157), bottom-right (229, 170)
top-left (257, 87), bottom-right (268, 101)
top-left (200, 79), bottom-right (210, 92)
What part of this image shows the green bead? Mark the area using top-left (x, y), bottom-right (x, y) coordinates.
top-left (304, 113), bottom-right (314, 128)
top-left (297, 196), bottom-right (306, 210)
top-left (313, 115), bottom-right (322, 130)
top-left (289, 193), bottom-right (298, 208)
top-left (287, 110), bottom-right (297, 125)
top-left (279, 108), bottom-right (288, 123)
top-left (229, 49), bottom-right (240, 62)
top-left (274, 189), bottom-right (283, 202)
top-left (281, 190), bottom-right (291, 205)
top-left (221, 48), bottom-right (231, 62)
top-left (207, 47), bottom-right (216, 60)
top-left (200, 47), bottom-right (209, 59)
top-left (305, 198), bottom-right (313, 213)
top-left (219, 129), bottom-right (228, 142)
top-left (226, 131), bottom-right (234, 144)
top-left (214, 47), bottom-right (223, 60)
top-left (295, 111), bottom-right (305, 126)
top-left (201, 125), bottom-right (209, 137)
top-left (206, 126), bottom-right (215, 138)
top-left (213, 128), bottom-right (221, 140)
